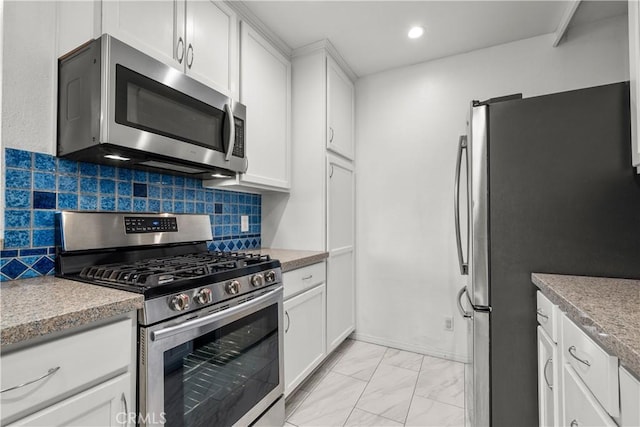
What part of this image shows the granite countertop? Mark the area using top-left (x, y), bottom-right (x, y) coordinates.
top-left (1, 276), bottom-right (143, 347)
top-left (532, 273), bottom-right (640, 378)
top-left (247, 248), bottom-right (329, 272)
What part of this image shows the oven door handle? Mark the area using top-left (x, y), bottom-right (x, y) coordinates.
top-left (151, 286), bottom-right (283, 342)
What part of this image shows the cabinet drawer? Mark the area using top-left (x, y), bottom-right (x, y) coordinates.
top-left (536, 291), bottom-right (558, 343)
top-left (620, 367), bottom-right (640, 427)
top-left (1, 319), bottom-right (132, 423)
top-left (563, 365), bottom-right (616, 427)
top-left (283, 262), bottom-right (326, 299)
top-left (562, 314), bottom-right (619, 417)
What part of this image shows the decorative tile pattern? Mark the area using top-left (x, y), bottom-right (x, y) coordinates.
top-left (2, 148), bottom-right (262, 282)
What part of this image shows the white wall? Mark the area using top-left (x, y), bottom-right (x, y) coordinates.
top-left (354, 15), bottom-right (629, 361)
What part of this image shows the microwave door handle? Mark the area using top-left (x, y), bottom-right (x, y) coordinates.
top-left (454, 135), bottom-right (469, 275)
top-left (224, 102), bottom-right (236, 162)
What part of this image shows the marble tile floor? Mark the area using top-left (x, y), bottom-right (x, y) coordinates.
top-left (284, 339), bottom-right (465, 427)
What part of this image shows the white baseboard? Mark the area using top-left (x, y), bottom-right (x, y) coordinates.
top-left (350, 332), bottom-right (470, 364)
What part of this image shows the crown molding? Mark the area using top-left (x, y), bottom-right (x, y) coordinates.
top-left (292, 39), bottom-right (358, 82)
top-left (225, 1), bottom-right (293, 58)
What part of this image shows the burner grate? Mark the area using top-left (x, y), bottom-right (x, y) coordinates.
top-left (78, 251), bottom-right (271, 287)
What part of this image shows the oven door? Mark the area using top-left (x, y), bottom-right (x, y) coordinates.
top-left (140, 286), bottom-right (283, 427)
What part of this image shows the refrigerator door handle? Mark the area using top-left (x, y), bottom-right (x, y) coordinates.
top-left (457, 286), bottom-right (472, 318)
top-left (454, 135), bottom-right (469, 275)
top-left (463, 285), bottom-right (493, 313)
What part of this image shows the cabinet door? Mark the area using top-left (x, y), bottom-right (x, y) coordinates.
top-left (620, 367), bottom-right (640, 427)
top-left (326, 154), bottom-right (355, 352)
top-left (103, 0), bottom-right (181, 69)
top-left (9, 373), bottom-right (132, 427)
top-left (284, 284), bottom-right (326, 396)
top-left (563, 365), bottom-right (617, 427)
top-left (57, 1), bottom-right (101, 57)
top-left (326, 250), bottom-right (355, 353)
top-left (629, 0), bottom-right (640, 168)
top-left (326, 56), bottom-right (354, 160)
top-left (239, 22), bottom-right (291, 190)
top-left (538, 327), bottom-right (558, 427)
top-left (327, 155), bottom-right (354, 252)
top-left (185, 0), bottom-right (237, 96)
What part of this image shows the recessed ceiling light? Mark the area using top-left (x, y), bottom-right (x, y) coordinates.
top-left (104, 154), bottom-right (130, 161)
top-left (408, 26), bottom-right (424, 39)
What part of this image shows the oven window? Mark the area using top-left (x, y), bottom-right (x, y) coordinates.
top-left (115, 65), bottom-right (225, 152)
top-left (163, 304), bottom-right (279, 427)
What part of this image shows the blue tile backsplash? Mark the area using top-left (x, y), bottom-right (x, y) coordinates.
top-left (1, 148), bottom-right (262, 281)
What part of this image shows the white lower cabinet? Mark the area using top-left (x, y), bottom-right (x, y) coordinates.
top-left (538, 327), bottom-right (559, 427)
top-left (284, 283), bottom-right (326, 396)
top-left (563, 364), bottom-right (617, 427)
top-left (1, 317), bottom-right (136, 426)
top-left (8, 373), bottom-right (132, 427)
top-left (619, 367), bottom-right (640, 427)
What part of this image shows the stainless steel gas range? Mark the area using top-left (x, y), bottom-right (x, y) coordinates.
top-left (56, 211), bottom-right (284, 427)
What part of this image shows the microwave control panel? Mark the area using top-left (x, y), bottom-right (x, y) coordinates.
top-left (233, 118), bottom-right (245, 158)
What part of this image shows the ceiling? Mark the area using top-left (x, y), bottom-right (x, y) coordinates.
top-left (242, 1), bottom-right (628, 77)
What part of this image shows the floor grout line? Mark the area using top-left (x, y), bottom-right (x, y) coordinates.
top-left (342, 344), bottom-right (389, 426)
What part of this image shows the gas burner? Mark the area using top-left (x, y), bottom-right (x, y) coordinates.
top-left (78, 251), bottom-right (273, 287)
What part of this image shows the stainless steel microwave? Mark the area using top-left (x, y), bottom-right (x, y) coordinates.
top-left (58, 34), bottom-right (247, 178)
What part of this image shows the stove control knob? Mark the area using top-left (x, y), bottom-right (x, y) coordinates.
top-left (264, 270), bottom-right (276, 283)
top-left (195, 288), bottom-right (212, 305)
top-left (169, 294), bottom-right (190, 311)
top-left (226, 280), bottom-right (240, 295)
top-left (251, 273), bottom-right (264, 287)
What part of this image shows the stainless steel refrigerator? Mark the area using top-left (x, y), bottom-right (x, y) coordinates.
top-left (454, 82), bottom-right (640, 427)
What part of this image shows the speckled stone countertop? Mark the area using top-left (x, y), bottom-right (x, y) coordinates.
top-left (247, 248), bottom-right (328, 272)
top-left (532, 273), bottom-right (640, 378)
top-left (1, 276), bottom-right (143, 347)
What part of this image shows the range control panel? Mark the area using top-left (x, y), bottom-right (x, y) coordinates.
top-left (124, 216), bottom-right (178, 234)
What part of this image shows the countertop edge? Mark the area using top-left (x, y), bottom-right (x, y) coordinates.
top-left (1, 296), bottom-right (143, 347)
top-left (532, 273), bottom-right (640, 379)
top-left (247, 248), bottom-right (329, 272)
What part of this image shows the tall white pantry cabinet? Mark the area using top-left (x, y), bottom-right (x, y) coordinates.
top-left (264, 41), bottom-right (356, 353)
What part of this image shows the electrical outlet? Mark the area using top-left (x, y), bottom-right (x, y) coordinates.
top-left (444, 316), bottom-right (454, 331)
top-left (241, 215), bottom-right (249, 232)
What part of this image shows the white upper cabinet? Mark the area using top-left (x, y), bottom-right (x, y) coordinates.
top-left (102, 1), bottom-right (178, 68)
top-left (326, 56), bottom-right (355, 160)
top-left (629, 0), bottom-right (640, 170)
top-left (209, 22), bottom-right (291, 192)
top-left (102, 0), bottom-right (238, 96)
top-left (184, 1), bottom-right (238, 96)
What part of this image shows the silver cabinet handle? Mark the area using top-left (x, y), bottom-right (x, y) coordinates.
top-left (570, 420), bottom-right (579, 427)
top-left (285, 311), bottom-right (290, 333)
top-left (186, 43), bottom-right (194, 68)
top-left (568, 346), bottom-right (591, 367)
top-left (0, 366), bottom-right (60, 393)
top-left (457, 286), bottom-right (472, 319)
top-left (536, 309), bottom-right (549, 320)
top-left (176, 37), bottom-right (185, 64)
top-left (329, 127), bottom-right (334, 143)
top-left (454, 135), bottom-right (469, 275)
top-left (302, 275), bottom-right (313, 280)
top-left (224, 102), bottom-right (236, 162)
top-left (329, 165), bottom-right (334, 178)
top-left (121, 392), bottom-right (129, 426)
top-left (543, 357), bottom-right (553, 390)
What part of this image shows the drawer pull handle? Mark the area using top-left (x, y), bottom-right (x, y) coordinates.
top-left (570, 420), bottom-right (579, 427)
top-left (0, 366), bottom-right (60, 393)
top-left (302, 275), bottom-right (313, 280)
top-left (536, 309), bottom-right (549, 320)
top-left (543, 357), bottom-right (553, 390)
top-left (568, 346), bottom-right (591, 367)
top-left (285, 311), bottom-right (290, 333)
